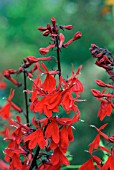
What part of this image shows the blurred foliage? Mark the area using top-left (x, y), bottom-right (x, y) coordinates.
top-left (0, 0), bottom-right (114, 167)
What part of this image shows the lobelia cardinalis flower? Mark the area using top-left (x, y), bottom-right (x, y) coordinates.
top-left (63, 32), bottom-right (82, 48)
top-left (51, 147), bottom-right (70, 166)
top-left (78, 159), bottom-right (96, 170)
top-left (100, 147), bottom-right (114, 170)
top-left (59, 33), bottom-right (65, 48)
top-left (39, 44), bottom-right (55, 55)
top-left (78, 150), bottom-right (102, 170)
top-left (1, 17), bottom-right (85, 170)
top-left (91, 79), bottom-right (114, 120)
top-left (90, 123), bottom-right (114, 144)
top-left (59, 25), bottom-right (73, 30)
top-left (0, 73), bottom-right (6, 89)
top-left (38, 162), bottom-right (61, 170)
top-left (4, 69), bottom-right (22, 87)
top-left (90, 44), bottom-right (114, 81)
top-left (0, 89), bottom-right (22, 119)
top-left (23, 56), bottom-right (52, 66)
top-left (24, 128), bottom-right (46, 149)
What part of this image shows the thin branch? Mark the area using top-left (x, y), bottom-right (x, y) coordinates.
top-left (23, 69), bottom-right (29, 126)
top-left (56, 36), bottom-right (61, 79)
top-left (30, 146), bottom-right (40, 170)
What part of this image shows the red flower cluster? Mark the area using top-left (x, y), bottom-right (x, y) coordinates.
top-left (1, 18), bottom-right (113, 170)
top-left (79, 44), bottom-right (114, 169)
top-left (0, 17), bottom-right (84, 170)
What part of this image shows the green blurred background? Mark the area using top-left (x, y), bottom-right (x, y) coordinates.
top-left (0, 0), bottom-right (114, 168)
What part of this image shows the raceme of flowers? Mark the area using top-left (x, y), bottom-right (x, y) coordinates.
top-left (0, 17), bottom-right (83, 170)
top-left (0, 17), bottom-right (114, 170)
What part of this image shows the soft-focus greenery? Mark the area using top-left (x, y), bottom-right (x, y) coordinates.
top-left (0, 0), bottom-right (114, 167)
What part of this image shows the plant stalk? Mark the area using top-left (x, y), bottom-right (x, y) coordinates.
top-left (56, 36), bottom-right (61, 79)
top-left (23, 69), bottom-right (29, 126)
top-left (30, 146), bottom-right (40, 170)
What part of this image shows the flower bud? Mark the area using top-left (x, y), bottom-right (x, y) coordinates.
top-left (73, 32), bottom-right (82, 40)
top-left (37, 26), bottom-right (47, 31)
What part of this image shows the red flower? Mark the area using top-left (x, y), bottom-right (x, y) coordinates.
top-left (98, 99), bottom-right (112, 120)
top-left (51, 17), bottom-right (57, 32)
top-left (32, 91), bottom-right (61, 118)
top-left (10, 153), bottom-right (22, 170)
top-left (37, 26), bottom-right (47, 31)
top-left (4, 69), bottom-right (21, 87)
top-left (0, 103), bottom-right (11, 119)
top-left (39, 44), bottom-right (55, 55)
top-left (91, 87), bottom-right (114, 120)
top-left (60, 25), bottom-right (73, 30)
top-left (61, 91), bottom-right (78, 113)
top-left (96, 80), bottom-right (114, 88)
top-left (39, 162), bottom-right (61, 170)
top-left (89, 134), bottom-right (100, 154)
top-left (51, 147), bottom-right (70, 166)
top-left (23, 56), bottom-right (52, 65)
top-left (73, 32), bottom-right (82, 40)
top-left (100, 148), bottom-right (114, 170)
top-left (78, 159), bottom-right (96, 170)
top-left (59, 33), bottom-right (65, 48)
top-left (24, 128), bottom-right (46, 149)
top-left (45, 120), bottom-right (59, 144)
top-left (63, 32), bottom-right (82, 48)
top-left (43, 30), bottom-right (50, 36)
top-left (59, 126), bottom-right (69, 153)
top-left (0, 73), bottom-right (6, 89)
